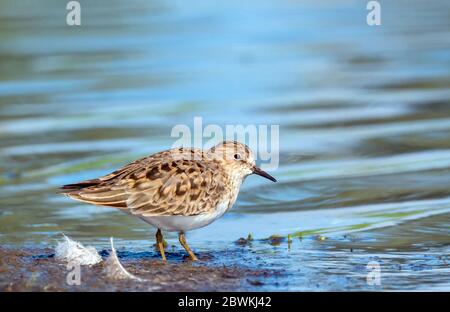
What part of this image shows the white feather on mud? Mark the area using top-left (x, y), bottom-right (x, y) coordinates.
top-left (103, 237), bottom-right (151, 284)
top-left (55, 234), bottom-right (102, 265)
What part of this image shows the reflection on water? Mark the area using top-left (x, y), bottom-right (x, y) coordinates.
top-left (0, 0), bottom-right (449, 290)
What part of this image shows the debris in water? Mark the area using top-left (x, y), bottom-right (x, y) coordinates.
top-left (235, 233), bottom-right (254, 246)
top-left (247, 279), bottom-right (264, 286)
top-left (235, 237), bottom-right (249, 246)
top-left (55, 234), bottom-right (102, 266)
top-left (315, 235), bottom-right (327, 241)
top-left (267, 235), bottom-right (285, 246)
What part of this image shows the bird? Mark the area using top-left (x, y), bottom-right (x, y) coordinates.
top-left (60, 141), bottom-right (276, 261)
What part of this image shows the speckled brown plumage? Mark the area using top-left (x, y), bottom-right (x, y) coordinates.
top-left (61, 141), bottom-right (275, 217)
top-left (62, 148), bottom-right (228, 216)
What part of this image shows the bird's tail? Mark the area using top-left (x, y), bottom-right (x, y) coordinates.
top-left (59, 179), bottom-right (102, 193)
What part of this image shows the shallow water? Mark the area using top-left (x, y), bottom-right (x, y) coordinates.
top-left (0, 0), bottom-right (450, 291)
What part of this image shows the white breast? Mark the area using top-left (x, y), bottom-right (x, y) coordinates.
top-left (138, 199), bottom-right (232, 232)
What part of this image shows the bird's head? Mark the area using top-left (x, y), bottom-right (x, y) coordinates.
top-left (207, 141), bottom-right (276, 182)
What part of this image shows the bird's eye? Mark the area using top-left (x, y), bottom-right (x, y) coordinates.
top-left (233, 153), bottom-right (241, 160)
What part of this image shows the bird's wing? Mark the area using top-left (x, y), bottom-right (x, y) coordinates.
top-left (63, 149), bottom-right (228, 216)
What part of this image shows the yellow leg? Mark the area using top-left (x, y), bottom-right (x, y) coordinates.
top-left (179, 232), bottom-right (198, 261)
top-left (156, 229), bottom-right (166, 262)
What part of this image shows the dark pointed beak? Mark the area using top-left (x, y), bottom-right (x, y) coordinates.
top-left (252, 166), bottom-right (277, 182)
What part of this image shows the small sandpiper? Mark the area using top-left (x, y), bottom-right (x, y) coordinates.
top-left (60, 141), bottom-right (276, 261)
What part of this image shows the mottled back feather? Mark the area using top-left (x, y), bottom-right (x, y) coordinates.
top-left (61, 148), bottom-right (231, 216)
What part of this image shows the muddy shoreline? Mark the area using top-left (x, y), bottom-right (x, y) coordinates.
top-left (0, 246), bottom-right (281, 292)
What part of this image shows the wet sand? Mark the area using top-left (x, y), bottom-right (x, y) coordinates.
top-left (0, 246), bottom-right (280, 292)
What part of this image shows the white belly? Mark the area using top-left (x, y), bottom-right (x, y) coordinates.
top-left (138, 200), bottom-right (231, 232)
